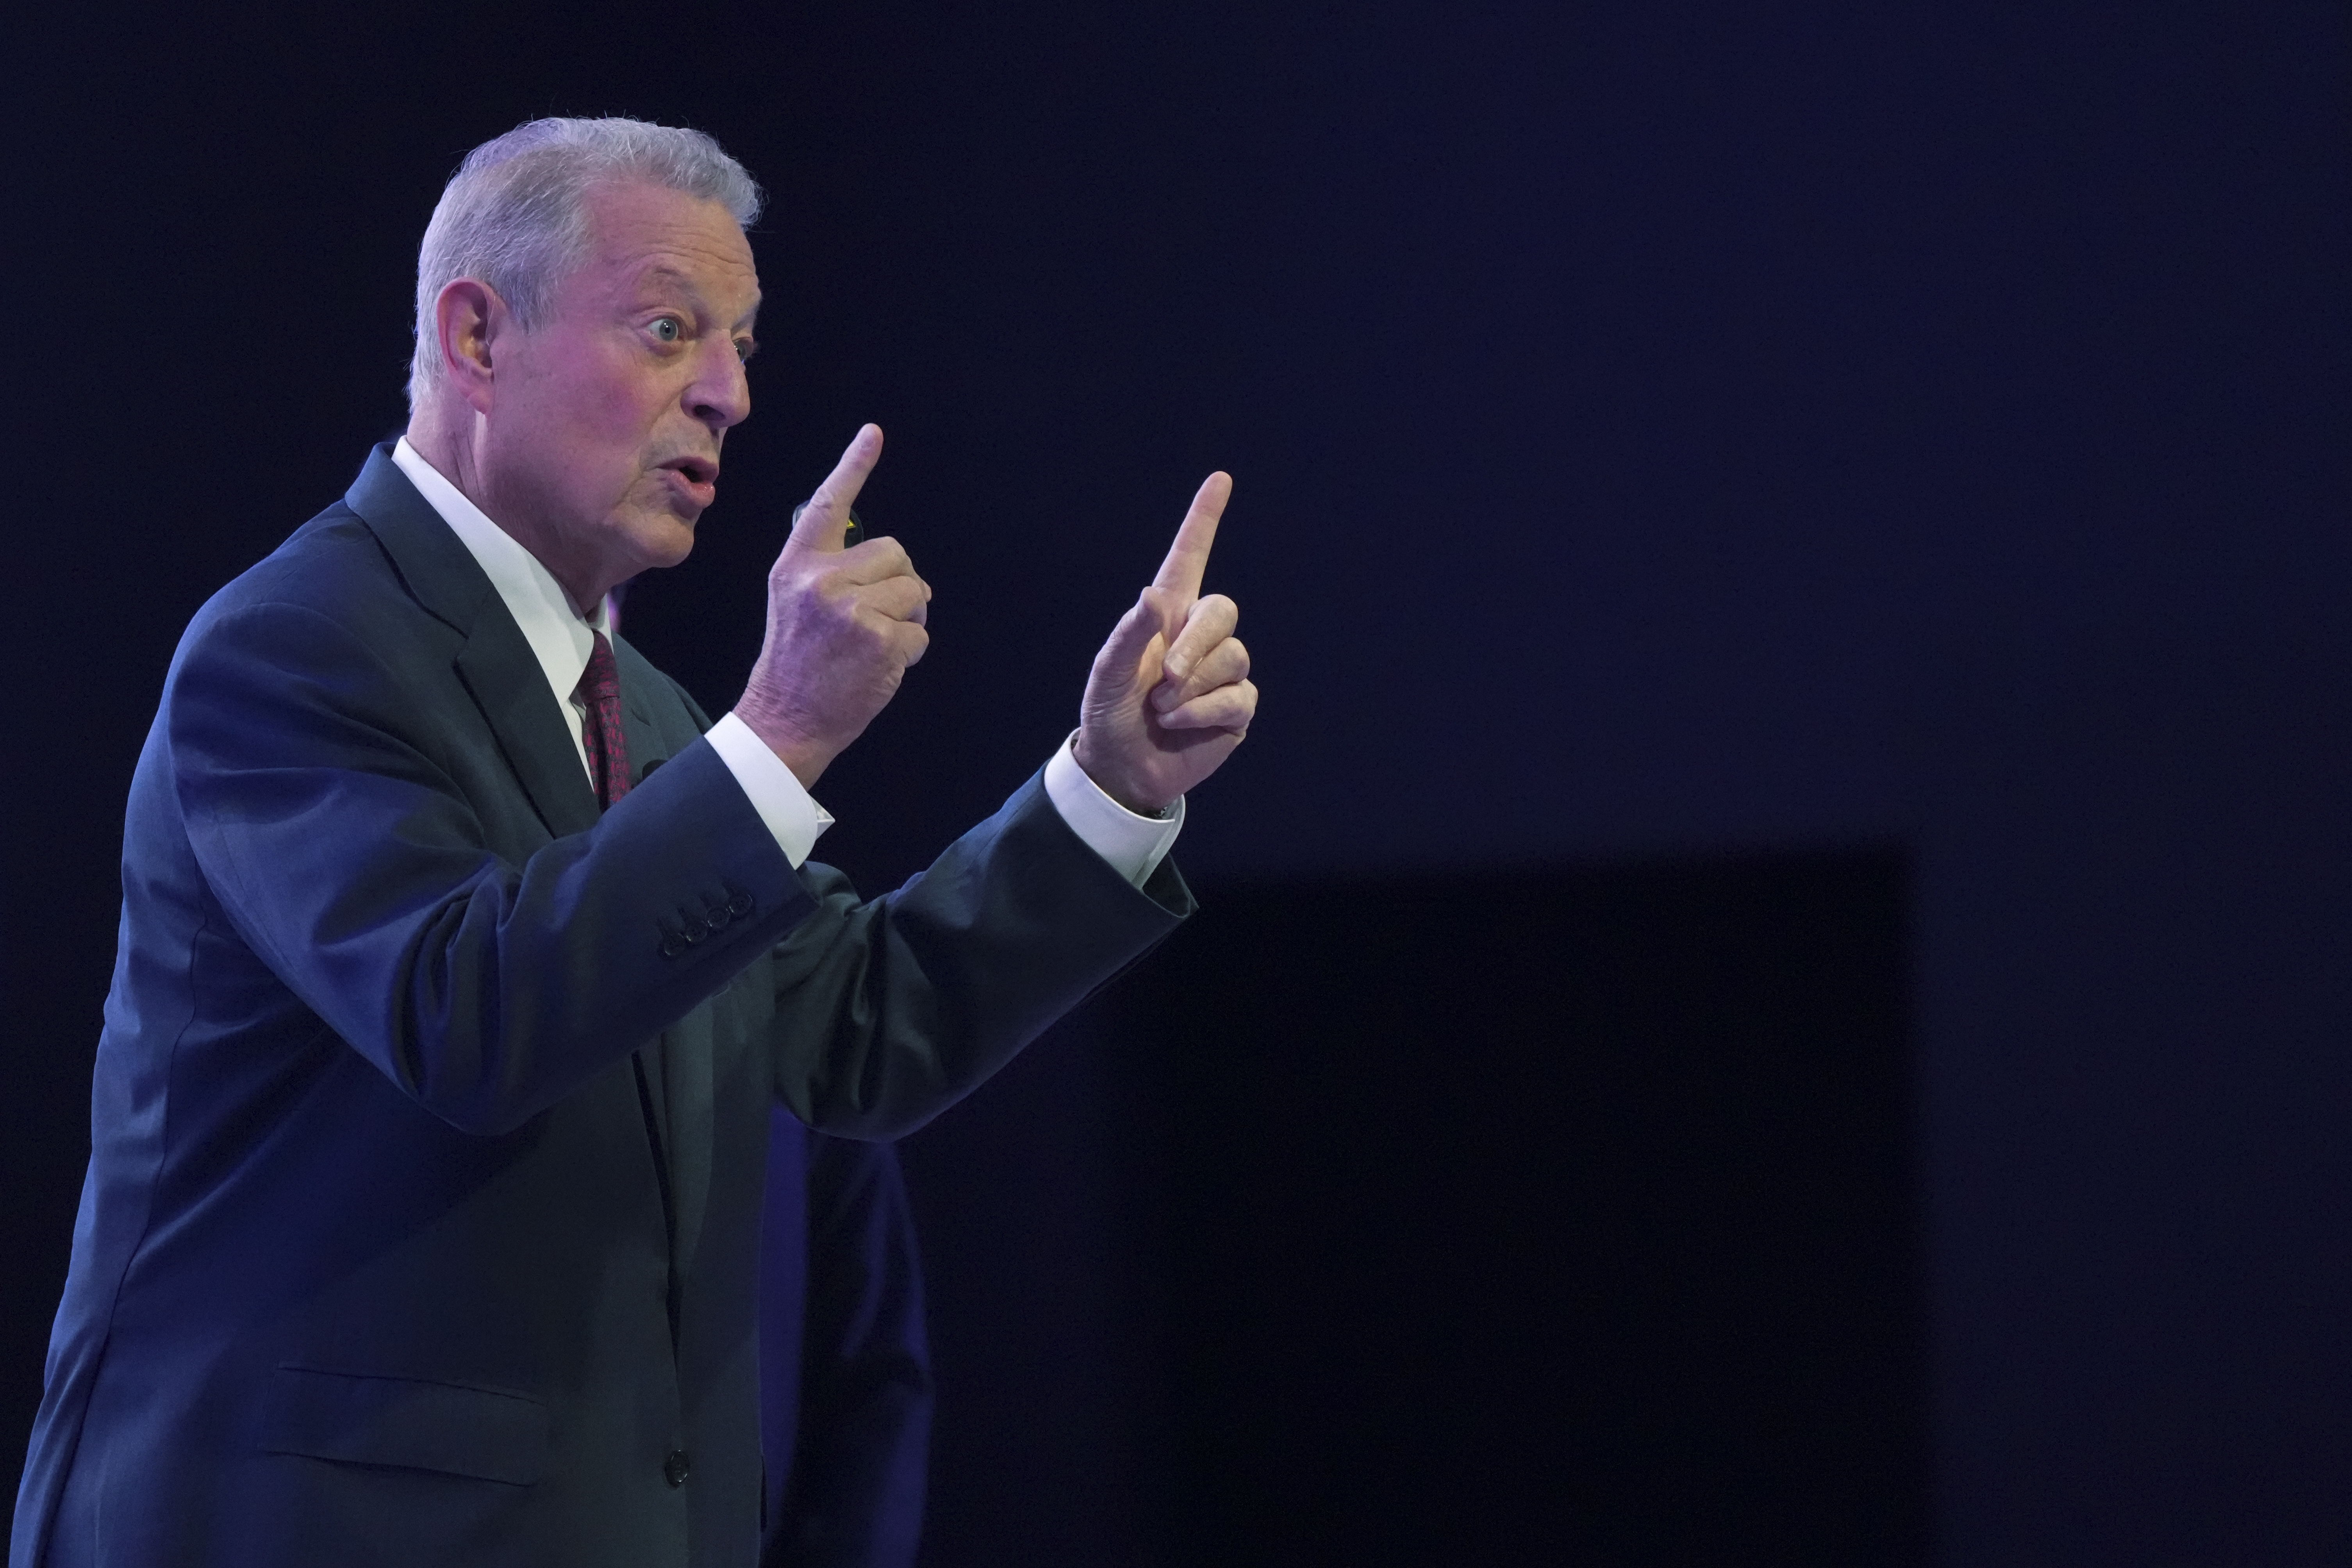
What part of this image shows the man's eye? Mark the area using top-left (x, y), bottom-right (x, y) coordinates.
top-left (651, 318), bottom-right (682, 343)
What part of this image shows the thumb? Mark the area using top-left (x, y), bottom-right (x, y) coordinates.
top-left (790, 423), bottom-right (884, 551)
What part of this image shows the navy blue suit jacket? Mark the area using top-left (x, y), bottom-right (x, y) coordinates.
top-left (11, 447), bottom-right (1188, 1568)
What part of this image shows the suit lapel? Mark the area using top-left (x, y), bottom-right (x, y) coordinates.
top-left (617, 676), bottom-right (667, 793)
top-left (351, 446), bottom-right (717, 1304)
top-left (609, 658), bottom-right (680, 1167)
top-left (451, 641), bottom-right (602, 840)
top-left (611, 637), bottom-right (714, 1279)
top-left (344, 444), bottom-right (602, 842)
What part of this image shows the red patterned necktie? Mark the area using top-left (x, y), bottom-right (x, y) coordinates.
top-left (575, 631), bottom-right (631, 808)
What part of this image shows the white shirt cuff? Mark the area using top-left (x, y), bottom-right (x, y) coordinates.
top-left (1042, 731), bottom-right (1183, 888)
top-left (706, 711), bottom-right (835, 869)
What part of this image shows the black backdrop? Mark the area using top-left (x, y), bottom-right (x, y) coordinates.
top-left (896, 851), bottom-right (1924, 1565)
top-left (2, 2), bottom-right (2345, 1562)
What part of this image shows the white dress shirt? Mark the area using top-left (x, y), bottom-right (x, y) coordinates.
top-left (390, 439), bottom-right (1181, 887)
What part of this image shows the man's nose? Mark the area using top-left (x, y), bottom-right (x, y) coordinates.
top-left (687, 343), bottom-right (751, 430)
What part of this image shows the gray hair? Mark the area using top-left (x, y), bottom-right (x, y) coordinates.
top-left (408, 116), bottom-right (764, 405)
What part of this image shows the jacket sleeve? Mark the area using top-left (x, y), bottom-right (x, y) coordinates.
top-left (767, 1133), bottom-right (932, 1568)
top-left (169, 598), bottom-right (816, 1135)
top-left (761, 771), bottom-right (1194, 1141)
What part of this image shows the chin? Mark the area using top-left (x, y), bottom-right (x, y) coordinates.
top-left (616, 512), bottom-right (699, 572)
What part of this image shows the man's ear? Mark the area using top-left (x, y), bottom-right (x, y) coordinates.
top-left (435, 278), bottom-right (507, 416)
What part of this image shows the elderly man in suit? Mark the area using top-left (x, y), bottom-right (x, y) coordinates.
top-left (12, 116), bottom-right (1255, 1568)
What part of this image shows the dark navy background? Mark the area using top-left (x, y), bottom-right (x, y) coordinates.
top-left (3, 2), bottom-right (2344, 1562)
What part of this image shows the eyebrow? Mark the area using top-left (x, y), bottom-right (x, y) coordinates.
top-left (640, 264), bottom-right (761, 331)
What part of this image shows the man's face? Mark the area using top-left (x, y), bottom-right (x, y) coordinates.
top-left (477, 180), bottom-right (760, 605)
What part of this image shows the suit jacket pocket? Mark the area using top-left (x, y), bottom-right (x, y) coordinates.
top-left (257, 1365), bottom-right (549, 1486)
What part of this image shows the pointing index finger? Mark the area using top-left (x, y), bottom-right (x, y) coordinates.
top-left (1152, 471), bottom-right (1231, 601)
top-left (790, 424), bottom-right (885, 551)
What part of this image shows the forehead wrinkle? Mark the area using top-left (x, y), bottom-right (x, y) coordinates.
top-left (626, 259), bottom-right (760, 331)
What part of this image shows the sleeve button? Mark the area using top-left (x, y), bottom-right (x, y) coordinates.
top-left (663, 1449), bottom-right (691, 1487)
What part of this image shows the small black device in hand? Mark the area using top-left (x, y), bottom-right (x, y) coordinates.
top-left (791, 502), bottom-right (865, 548)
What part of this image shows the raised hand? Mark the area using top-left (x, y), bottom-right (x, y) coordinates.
top-left (735, 425), bottom-right (932, 788)
top-left (1073, 472), bottom-right (1257, 815)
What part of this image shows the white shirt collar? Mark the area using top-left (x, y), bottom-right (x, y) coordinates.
top-left (391, 437), bottom-right (604, 776)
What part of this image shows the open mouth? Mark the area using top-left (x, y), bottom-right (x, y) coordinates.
top-left (658, 457), bottom-right (719, 507)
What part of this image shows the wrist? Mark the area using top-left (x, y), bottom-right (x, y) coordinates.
top-left (733, 696), bottom-right (838, 790)
top-left (1071, 731), bottom-right (1170, 817)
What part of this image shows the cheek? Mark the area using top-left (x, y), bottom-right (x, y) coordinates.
top-left (516, 341), bottom-right (678, 498)
top-left (560, 389), bottom-right (669, 509)
top-left (557, 389), bottom-right (641, 465)
top-left (541, 343), bottom-right (661, 441)
top-left (589, 373), bottom-right (655, 432)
